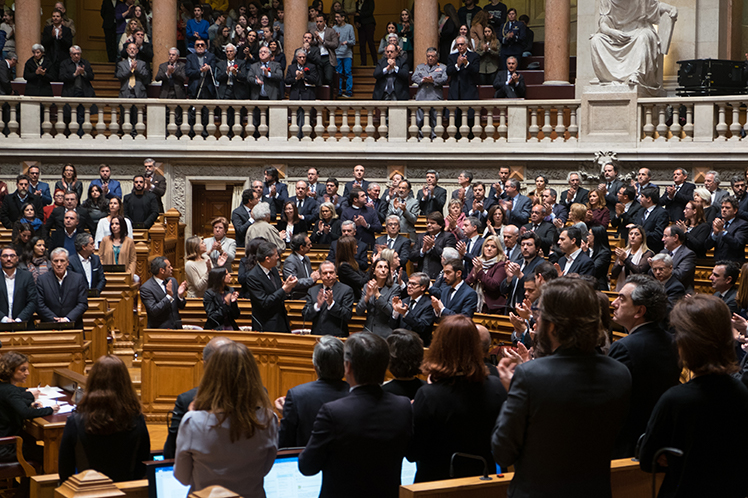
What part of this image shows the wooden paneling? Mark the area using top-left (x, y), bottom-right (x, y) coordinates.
top-left (75, 0), bottom-right (110, 62)
top-left (0, 330), bottom-right (86, 387)
top-left (191, 184), bottom-right (235, 238)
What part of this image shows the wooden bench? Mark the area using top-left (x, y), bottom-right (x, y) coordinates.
top-left (82, 297), bottom-right (115, 362)
top-left (0, 329), bottom-right (87, 386)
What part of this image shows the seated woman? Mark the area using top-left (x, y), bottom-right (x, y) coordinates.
top-left (238, 237), bottom-right (266, 299)
top-left (203, 268), bottom-right (240, 331)
top-left (15, 203), bottom-right (44, 238)
top-left (277, 201), bottom-right (307, 244)
top-left (19, 237), bottom-right (52, 283)
top-left (676, 200), bottom-right (711, 258)
top-left (99, 215), bottom-right (137, 275)
top-left (446, 199), bottom-right (466, 240)
top-left (58, 355), bottom-right (149, 483)
top-left (44, 189), bottom-right (65, 222)
top-left (11, 222), bottom-right (33, 258)
top-left (310, 202), bottom-right (342, 244)
top-left (587, 225), bottom-right (612, 291)
top-left (95, 197), bottom-right (133, 249)
top-left (82, 184), bottom-right (109, 226)
top-left (585, 188), bottom-right (610, 228)
top-left (0, 352), bottom-right (58, 469)
top-left (639, 295), bottom-right (748, 497)
top-left (174, 342), bottom-right (278, 496)
top-left (355, 259), bottom-right (397, 339)
top-left (185, 236), bottom-right (212, 299)
top-left (482, 204), bottom-right (506, 249)
top-left (408, 315), bottom-right (507, 482)
top-left (610, 225), bottom-right (653, 291)
top-left (383, 329), bottom-right (425, 400)
top-left (336, 235), bottom-right (368, 302)
top-left (465, 235), bottom-right (507, 314)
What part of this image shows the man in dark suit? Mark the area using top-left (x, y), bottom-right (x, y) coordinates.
top-left (326, 221), bottom-right (370, 271)
top-left (36, 247), bottom-right (89, 329)
top-left (312, 14), bottom-right (340, 86)
top-left (609, 274), bottom-right (680, 458)
top-left (185, 40), bottom-right (216, 99)
top-left (67, 234), bottom-right (106, 294)
top-left (556, 226), bottom-right (595, 276)
top-left (292, 180), bottom-right (319, 224)
top-left (375, 216), bottom-right (411, 264)
top-left (705, 170), bottom-right (728, 208)
top-left (419, 170), bottom-right (447, 216)
top-left (42, 10), bottom-right (73, 71)
top-left (610, 185), bottom-right (642, 241)
top-left (503, 225), bottom-right (523, 264)
top-left (599, 162), bottom-right (625, 217)
top-left (144, 159), bottom-right (167, 213)
top-left (492, 56), bottom-right (525, 98)
top-left (214, 44), bottom-right (248, 100)
top-left (650, 254), bottom-right (686, 307)
top-left (283, 234), bottom-right (321, 300)
top-left (710, 261), bottom-right (740, 315)
top-left (163, 336), bottom-right (234, 459)
top-left (522, 204), bottom-right (556, 255)
top-left (44, 191), bottom-right (94, 235)
top-left (248, 46), bottom-right (284, 100)
top-left (560, 172), bottom-right (589, 208)
top-left (278, 335), bottom-right (349, 448)
top-left (116, 43), bottom-right (150, 98)
top-left (0, 246), bottom-right (37, 325)
top-left (372, 44), bottom-right (410, 101)
top-left (0, 175), bottom-right (43, 229)
top-left (24, 46), bottom-right (56, 97)
top-left (463, 182), bottom-right (494, 224)
top-left (123, 176), bottom-right (160, 228)
top-left (302, 262), bottom-right (354, 337)
top-left (500, 179), bottom-right (531, 227)
top-left (155, 48), bottom-right (187, 99)
top-left (732, 174), bottom-right (748, 221)
top-left (707, 196), bottom-right (748, 263)
top-left (100, 0), bottom-right (119, 62)
top-left (540, 188), bottom-right (568, 225)
top-left (247, 242), bottom-right (298, 333)
top-left (340, 188), bottom-right (382, 249)
top-left (49, 210), bottom-right (84, 254)
top-left (659, 167), bottom-right (694, 222)
top-left (661, 225), bottom-right (696, 294)
top-left (410, 212), bottom-right (458, 279)
top-left (501, 232), bottom-right (544, 313)
top-left (429, 260), bottom-right (478, 318)
top-left (231, 189), bottom-right (260, 249)
top-left (636, 186), bottom-right (669, 254)
top-left (59, 46), bottom-right (96, 98)
top-left (284, 48), bottom-right (319, 100)
top-left (447, 36), bottom-right (480, 100)
top-left (117, 29), bottom-right (154, 67)
top-left (299, 332), bottom-right (412, 497)
top-left (457, 217), bottom-right (484, 275)
top-left (493, 278), bottom-right (631, 497)
top-left (390, 272), bottom-right (436, 346)
top-left (140, 257), bottom-right (187, 329)
top-left (343, 165), bottom-right (370, 197)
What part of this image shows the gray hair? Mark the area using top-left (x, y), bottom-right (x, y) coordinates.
top-left (74, 233), bottom-right (93, 252)
top-left (410, 272), bottom-right (430, 288)
top-left (251, 202), bottom-right (271, 221)
top-left (566, 171), bottom-right (580, 182)
top-left (144, 158), bottom-right (155, 165)
top-left (386, 215), bottom-right (400, 224)
top-left (464, 216), bottom-right (481, 231)
top-left (224, 43), bottom-right (236, 52)
top-left (651, 253), bottom-right (673, 267)
top-left (368, 183), bottom-right (380, 191)
top-left (507, 178), bottom-right (521, 190)
top-left (318, 201), bottom-right (337, 218)
top-left (674, 167), bottom-right (688, 178)
top-left (313, 336), bottom-right (345, 380)
top-left (50, 247), bottom-right (69, 259)
top-left (706, 170), bottom-right (721, 184)
top-left (442, 247), bottom-right (460, 262)
top-left (387, 33), bottom-right (399, 41)
top-left (169, 47), bottom-right (180, 56)
top-left (425, 47), bottom-right (438, 55)
top-left (6, 52), bottom-right (16, 61)
top-left (694, 187), bottom-right (711, 205)
top-left (32, 44), bottom-right (45, 53)
top-left (341, 220), bottom-right (355, 229)
top-left (625, 274), bottom-right (669, 323)
top-left (69, 45), bottom-right (81, 54)
top-left (343, 332), bottom-right (390, 385)
top-left (294, 48), bottom-right (308, 57)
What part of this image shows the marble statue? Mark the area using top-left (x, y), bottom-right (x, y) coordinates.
top-left (590, 0), bottom-right (677, 95)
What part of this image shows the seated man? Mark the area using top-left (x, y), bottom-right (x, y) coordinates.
top-left (428, 260), bottom-right (478, 318)
top-left (493, 56), bottom-right (526, 98)
top-left (36, 247), bottom-right (89, 329)
top-left (283, 234), bottom-right (321, 300)
top-left (140, 257), bottom-right (187, 329)
top-left (0, 246), bottom-right (37, 325)
top-left (277, 335), bottom-right (350, 448)
top-left (123, 175), bottom-right (160, 228)
top-left (326, 220), bottom-right (369, 271)
top-left (203, 216), bottom-right (236, 269)
top-left (49, 210), bottom-right (84, 254)
top-left (67, 233), bottom-right (106, 293)
top-left (301, 261), bottom-right (354, 337)
top-left (390, 272), bottom-right (436, 346)
top-left (246, 241), bottom-right (298, 333)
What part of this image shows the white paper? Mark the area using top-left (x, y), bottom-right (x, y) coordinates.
top-left (56, 404), bottom-right (75, 414)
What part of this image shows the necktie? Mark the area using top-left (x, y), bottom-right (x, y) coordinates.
top-left (129, 61), bottom-right (136, 88)
top-left (445, 288), bottom-right (456, 308)
top-left (388, 238), bottom-right (394, 249)
top-left (644, 210), bottom-right (650, 221)
top-left (533, 224), bottom-right (539, 231)
top-left (668, 251), bottom-right (674, 256)
top-left (466, 239), bottom-right (472, 254)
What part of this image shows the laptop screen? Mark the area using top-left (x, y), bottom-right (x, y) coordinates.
top-left (147, 462), bottom-right (189, 498)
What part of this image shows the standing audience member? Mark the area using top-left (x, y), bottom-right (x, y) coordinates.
top-left (283, 234), bottom-right (321, 300)
top-left (310, 201), bottom-right (342, 244)
top-left (45, 191), bottom-right (94, 235)
top-left (383, 329), bottom-right (425, 400)
top-left (184, 237), bottom-right (213, 299)
top-left (203, 268), bottom-right (240, 330)
top-left (354, 0), bottom-right (377, 65)
top-left (410, 212), bottom-right (457, 279)
top-left (203, 217), bottom-right (236, 270)
top-left (0, 175), bottom-right (43, 230)
top-left (42, 9), bottom-right (73, 71)
top-left (556, 226), bottom-right (595, 276)
top-left (90, 164), bottom-right (122, 201)
top-left (499, 8), bottom-right (525, 70)
top-left (19, 237), bottom-right (52, 283)
top-left (82, 186), bottom-right (108, 226)
top-left (710, 261), bottom-right (739, 315)
top-left (246, 241), bottom-right (297, 332)
top-left (476, 25), bottom-right (500, 85)
top-left (26, 165), bottom-right (52, 207)
top-left (140, 257), bottom-right (187, 329)
top-left (661, 225), bottom-right (696, 293)
top-left (68, 233), bottom-right (106, 293)
top-left (429, 260), bottom-right (478, 317)
top-left (465, 234), bottom-right (507, 313)
top-left (124, 176), bottom-right (160, 229)
top-left (245, 202), bottom-right (286, 254)
top-left (116, 42), bottom-right (150, 98)
top-left (676, 200), bottom-right (711, 258)
top-left (610, 225), bottom-right (653, 289)
top-left (36, 247), bottom-right (89, 329)
top-left (94, 197), bottom-right (132, 248)
top-left (356, 259), bottom-right (397, 338)
top-left (650, 254), bottom-right (686, 306)
top-left (0, 246), bottom-right (37, 324)
top-left (333, 235), bottom-right (368, 301)
top-left (372, 44), bottom-right (409, 101)
top-left (98, 215), bottom-right (137, 275)
top-left (333, 12), bottom-right (355, 97)
top-left (301, 261), bottom-right (354, 336)
top-left (24, 45), bottom-right (55, 96)
top-left (55, 164), bottom-right (83, 201)
top-left (231, 189), bottom-right (259, 249)
top-left (707, 196), bottom-right (748, 263)
top-left (312, 14), bottom-right (339, 87)
top-left (660, 167), bottom-right (695, 222)
top-left (143, 159), bottom-right (167, 213)
top-left (156, 47), bottom-right (187, 99)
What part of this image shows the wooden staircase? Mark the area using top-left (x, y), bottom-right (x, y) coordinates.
top-left (90, 62), bottom-right (120, 98)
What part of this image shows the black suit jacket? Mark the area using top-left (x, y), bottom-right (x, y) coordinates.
top-left (44, 206), bottom-right (94, 235)
top-left (493, 347), bottom-right (631, 497)
top-left (636, 205), bottom-right (669, 254)
top-left (501, 255), bottom-right (543, 311)
top-left (429, 282), bottom-right (478, 317)
top-left (664, 245), bottom-right (696, 293)
top-left (298, 384), bottom-right (412, 498)
top-left (560, 187), bottom-right (589, 208)
top-left (446, 51), bottom-right (480, 100)
top-left (0, 61), bottom-right (13, 96)
top-left (279, 378), bottom-right (350, 449)
top-left (155, 61), bottom-right (187, 99)
top-left (231, 204), bottom-right (252, 248)
top-left (557, 250), bottom-right (595, 276)
top-left (706, 217), bottom-right (748, 263)
top-left (375, 234), bottom-right (411, 265)
top-left (23, 57), bottom-right (56, 96)
top-left (492, 70), bottom-right (526, 98)
top-left (285, 62), bottom-right (319, 100)
top-left (215, 58), bottom-right (249, 100)
top-left (302, 282), bottom-right (354, 337)
top-left (163, 386), bottom-right (197, 459)
top-left (59, 58), bottom-right (96, 97)
top-left (418, 186), bottom-right (447, 216)
top-left (185, 52), bottom-right (217, 99)
top-left (327, 239), bottom-right (369, 272)
top-left (603, 179), bottom-right (625, 215)
top-left (246, 264), bottom-right (291, 333)
top-left (343, 179), bottom-right (371, 198)
top-left (42, 25), bottom-right (73, 67)
top-left (67, 253), bottom-right (106, 292)
top-left (0, 193), bottom-right (44, 229)
top-left (390, 295), bottom-right (436, 346)
top-left (522, 221), bottom-right (557, 255)
top-left (610, 202), bottom-right (643, 240)
top-left (36, 270), bottom-right (88, 329)
top-left (0, 269), bottom-right (37, 323)
top-left (608, 322), bottom-right (680, 458)
top-left (409, 231), bottom-right (457, 279)
top-left (589, 246), bottom-right (612, 291)
top-left (140, 276), bottom-right (186, 329)
top-left (293, 196), bottom-right (319, 222)
top-left (659, 182), bottom-right (695, 222)
top-left (372, 56), bottom-right (410, 100)
top-left (461, 236), bottom-right (484, 275)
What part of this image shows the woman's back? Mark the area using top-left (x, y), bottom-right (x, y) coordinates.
top-left (175, 409), bottom-right (278, 497)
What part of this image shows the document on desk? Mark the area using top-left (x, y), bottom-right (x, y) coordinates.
top-left (55, 404), bottom-right (75, 414)
top-left (38, 386), bottom-right (66, 399)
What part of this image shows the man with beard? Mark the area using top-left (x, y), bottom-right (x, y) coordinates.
top-left (124, 175), bottom-right (160, 228)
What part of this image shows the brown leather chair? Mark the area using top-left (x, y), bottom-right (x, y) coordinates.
top-left (0, 436), bottom-right (38, 497)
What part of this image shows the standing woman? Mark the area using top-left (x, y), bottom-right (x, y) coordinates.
top-left (99, 216), bottom-right (137, 275)
top-left (16, 203), bottom-right (44, 238)
top-left (465, 235), bottom-right (507, 314)
top-left (58, 355), bottom-right (149, 483)
top-left (185, 236), bottom-right (212, 299)
top-left (379, 247), bottom-right (407, 297)
top-left (527, 175), bottom-right (547, 203)
top-left (639, 295), bottom-right (748, 497)
top-left (356, 259), bottom-right (397, 338)
top-left (446, 199), bottom-right (466, 240)
top-left (469, 10), bottom-right (489, 52)
top-left (408, 315), bottom-right (507, 482)
top-left (354, 0), bottom-right (376, 65)
top-left (586, 225), bottom-right (612, 291)
top-left (310, 202), bottom-right (341, 244)
top-left (19, 237), bottom-right (52, 283)
top-left (336, 235), bottom-right (368, 301)
top-left (11, 223), bottom-right (33, 259)
top-left (438, 4), bottom-right (459, 63)
top-left (483, 204), bottom-right (506, 249)
top-left (0, 352), bottom-right (58, 468)
top-left (610, 225), bottom-right (653, 291)
top-left (476, 25), bottom-right (500, 85)
top-left (277, 201), bottom-right (307, 244)
top-left (676, 200), bottom-right (711, 258)
top-left (692, 187), bottom-right (719, 225)
top-left (95, 197), bottom-right (133, 249)
top-left (55, 163), bottom-right (83, 201)
top-left (585, 188), bottom-right (610, 228)
top-left (397, 9), bottom-right (414, 70)
top-left (174, 342), bottom-right (278, 496)
top-left (83, 185), bottom-right (109, 226)
top-left (203, 268), bottom-right (240, 330)
top-left (45, 189), bottom-right (65, 222)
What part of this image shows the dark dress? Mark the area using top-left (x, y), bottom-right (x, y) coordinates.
top-left (382, 378), bottom-right (425, 401)
top-left (0, 382), bottom-right (53, 463)
top-left (639, 375), bottom-right (748, 498)
top-left (58, 412), bottom-right (151, 483)
top-left (203, 286), bottom-right (240, 330)
top-left (683, 222), bottom-right (711, 259)
top-left (337, 261), bottom-right (368, 302)
top-left (310, 218), bottom-right (342, 244)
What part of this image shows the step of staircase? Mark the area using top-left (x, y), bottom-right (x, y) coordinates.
top-left (90, 62), bottom-right (120, 98)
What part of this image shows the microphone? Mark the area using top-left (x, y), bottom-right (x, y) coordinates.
top-left (449, 453), bottom-right (493, 481)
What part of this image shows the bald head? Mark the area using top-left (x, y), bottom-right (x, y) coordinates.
top-left (203, 336), bottom-right (234, 363)
top-left (476, 325), bottom-right (491, 354)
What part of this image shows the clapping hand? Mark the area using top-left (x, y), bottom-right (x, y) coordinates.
top-left (281, 275), bottom-right (298, 293)
top-left (392, 296), bottom-right (408, 315)
top-left (217, 253), bottom-right (229, 268)
top-left (515, 298), bottom-right (532, 321)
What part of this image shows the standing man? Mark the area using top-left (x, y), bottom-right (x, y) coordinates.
top-left (610, 185), bottom-right (641, 240)
top-left (0, 175), bottom-right (43, 229)
top-left (372, 44), bottom-right (410, 101)
top-left (560, 172), bottom-right (589, 208)
top-left (522, 204), bottom-right (556, 255)
top-left (292, 181), bottom-right (319, 223)
top-left (706, 196), bottom-right (748, 263)
top-left (609, 274), bottom-right (680, 458)
top-left (313, 14), bottom-right (339, 88)
top-left (386, 180), bottom-right (419, 239)
top-left (246, 241), bottom-right (297, 333)
top-left (659, 167), bottom-right (694, 222)
top-left (101, 0), bottom-right (119, 62)
top-left (144, 159), bottom-right (166, 213)
top-left (501, 231), bottom-right (543, 311)
top-left (186, 5), bottom-right (210, 53)
top-left (418, 170), bottom-right (447, 216)
top-left (661, 225), bottom-right (696, 294)
top-left (185, 40), bottom-right (216, 99)
top-left (704, 170), bottom-right (728, 208)
top-left (375, 215), bottom-right (411, 264)
top-left (598, 162), bottom-right (624, 217)
top-left (541, 188), bottom-right (568, 225)
top-left (429, 260), bottom-right (478, 317)
top-left (410, 212), bottom-right (458, 279)
top-left (556, 226), bottom-right (595, 276)
top-left (36, 248), bottom-right (89, 329)
top-left (248, 46), bottom-right (284, 100)
top-left (333, 12), bottom-right (355, 98)
top-left (140, 257), bottom-right (187, 329)
top-left (343, 165), bottom-right (370, 197)
top-left (26, 165), bottom-right (52, 207)
top-left (215, 44), bottom-right (248, 100)
top-left (390, 272), bottom-right (437, 346)
top-left (284, 234), bottom-right (321, 300)
top-left (90, 164), bottom-right (122, 200)
top-left (59, 46), bottom-right (95, 99)
top-left (0, 246), bottom-right (37, 325)
top-left (49, 211), bottom-right (84, 254)
top-left (44, 191), bottom-right (94, 234)
top-left (500, 179), bottom-right (531, 227)
top-left (284, 48), bottom-right (319, 100)
top-left (412, 48), bottom-right (448, 139)
top-left (116, 43), bottom-right (150, 98)
top-left (299, 332), bottom-right (412, 496)
top-left (42, 9), bottom-right (73, 72)
top-left (636, 186), bottom-right (669, 254)
top-left (306, 168), bottom-right (321, 199)
top-left (340, 188), bottom-right (382, 249)
top-left (124, 176), bottom-right (160, 229)
top-left (231, 189), bottom-right (260, 248)
top-left (447, 36), bottom-right (479, 137)
top-left (710, 261), bottom-right (740, 314)
top-left (492, 278), bottom-right (631, 496)
top-left (457, 216), bottom-right (484, 275)
top-left (68, 233), bottom-right (106, 294)
top-left (451, 170), bottom-right (475, 206)
top-left (156, 48), bottom-right (187, 99)
top-left (301, 261), bottom-right (354, 337)
top-left (635, 167), bottom-right (659, 197)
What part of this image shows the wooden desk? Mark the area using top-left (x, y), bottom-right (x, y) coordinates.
top-left (24, 392), bottom-right (73, 474)
top-left (0, 329), bottom-right (86, 386)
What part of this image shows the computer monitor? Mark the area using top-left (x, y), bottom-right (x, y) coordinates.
top-left (264, 449), bottom-right (322, 498)
top-left (146, 460), bottom-right (189, 498)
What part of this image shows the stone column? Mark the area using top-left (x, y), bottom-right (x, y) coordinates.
top-left (414, 0), bottom-right (439, 67)
top-left (16, 0), bottom-right (41, 78)
top-left (543, 0), bottom-right (570, 85)
top-left (152, 0), bottom-right (178, 80)
top-left (284, 0), bottom-right (308, 67)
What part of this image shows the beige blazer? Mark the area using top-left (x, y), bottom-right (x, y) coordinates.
top-left (99, 236), bottom-right (137, 275)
